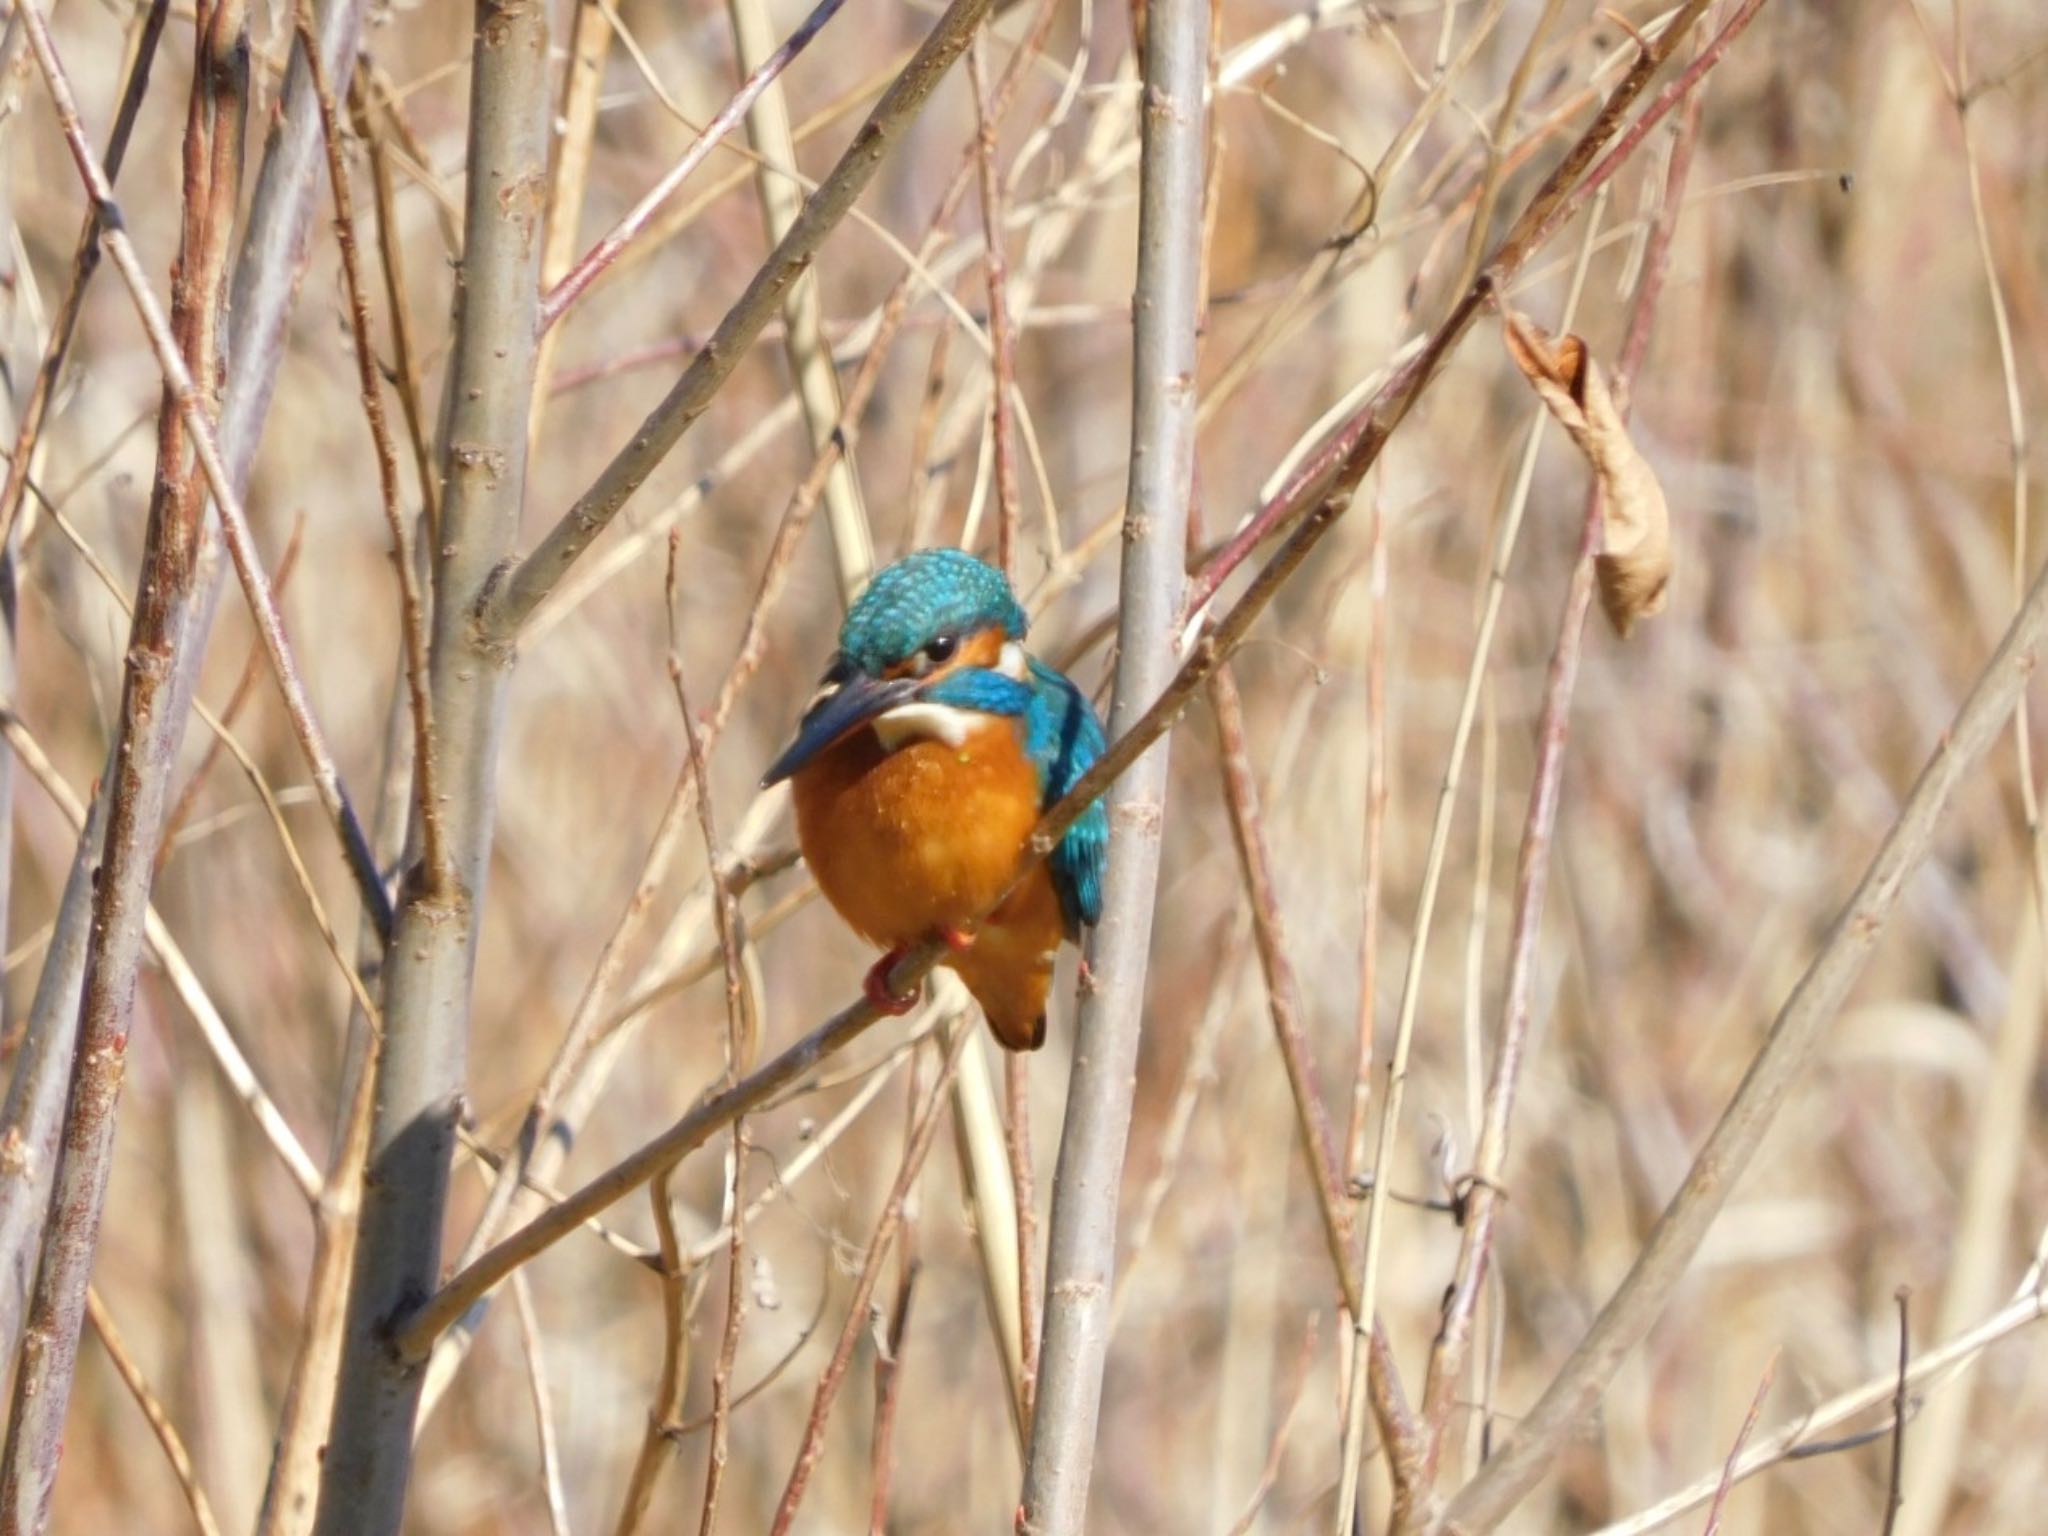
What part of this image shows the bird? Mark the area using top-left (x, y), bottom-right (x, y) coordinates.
top-left (761, 549), bottom-right (1108, 1050)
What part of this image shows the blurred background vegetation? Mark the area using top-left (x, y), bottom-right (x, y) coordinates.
top-left (0, 0), bottom-right (2043, 1530)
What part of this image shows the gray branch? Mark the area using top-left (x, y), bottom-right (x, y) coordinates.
top-left (311, 2), bottom-right (551, 1529)
top-left (1016, 0), bottom-right (1207, 1526)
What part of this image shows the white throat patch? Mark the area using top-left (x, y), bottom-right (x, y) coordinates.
top-left (872, 701), bottom-right (980, 750)
top-left (872, 640), bottom-right (1027, 750)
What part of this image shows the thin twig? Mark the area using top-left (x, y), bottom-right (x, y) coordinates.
top-left (1700, 1353), bottom-right (1778, 1536)
top-left (85, 1288), bottom-right (225, 1536)
top-left (293, 0), bottom-right (446, 893)
top-left (1883, 1289), bottom-right (1912, 1536)
top-left (969, 32), bottom-right (1023, 577)
top-left (725, 0), bottom-right (873, 595)
top-left (1420, 78), bottom-right (1708, 1488)
top-left (669, 538), bottom-right (755, 1536)
top-left (511, 1274), bottom-right (572, 1536)
top-left (769, 1022), bottom-right (969, 1535)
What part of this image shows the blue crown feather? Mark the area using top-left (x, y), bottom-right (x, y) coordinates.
top-left (840, 547), bottom-right (1029, 673)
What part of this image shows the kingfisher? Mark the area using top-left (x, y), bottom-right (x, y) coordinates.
top-left (762, 549), bottom-right (1108, 1050)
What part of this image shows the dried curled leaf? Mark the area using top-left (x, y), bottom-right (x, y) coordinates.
top-left (1502, 309), bottom-right (1672, 636)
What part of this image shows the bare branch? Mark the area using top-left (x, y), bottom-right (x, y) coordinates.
top-left (484, 0), bottom-right (1001, 640)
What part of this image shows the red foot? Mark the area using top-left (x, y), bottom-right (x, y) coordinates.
top-left (863, 949), bottom-right (921, 1016)
top-left (938, 923), bottom-right (978, 953)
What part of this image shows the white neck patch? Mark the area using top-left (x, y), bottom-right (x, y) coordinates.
top-left (873, 701), bottom-right (981, 750)
top-left (870, 639), bottom-right (1028, 750)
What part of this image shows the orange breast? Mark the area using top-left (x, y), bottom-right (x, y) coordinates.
top-left (791, 716), bottom-right (1043, 949)
top-left (791, 716), bottom-right (1068, 1050)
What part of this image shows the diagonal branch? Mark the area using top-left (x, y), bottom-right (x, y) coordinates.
top-left (482, 0), bottom-right (1000, 641)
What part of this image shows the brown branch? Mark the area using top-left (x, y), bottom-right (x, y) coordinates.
top-left (667, 541), bottom-right (755, 1536)
top-left (294, 0), bottom-right (446, 893)
top-left (1883, 1289), bottom-right (1912, 1536)
top-left (1418, 71), bottom-right (1710, 1495)
top-left (0, 6), bottom-right (251, 1527)
top-left (1701, 1354), bottom-right (1779, 1536)
top-left (769, 1024), bottom-right (968, 1535)
top-left (968, 33), bottom-right (1023, 578)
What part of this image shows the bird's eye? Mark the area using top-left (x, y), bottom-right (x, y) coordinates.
top-left (923, 634), bottom-right (958, 665)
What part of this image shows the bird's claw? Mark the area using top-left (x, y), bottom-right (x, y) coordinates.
top-left (863, 950), bottom-right (921, 1016)
top-left (938, 924), bottom-right (978, 953)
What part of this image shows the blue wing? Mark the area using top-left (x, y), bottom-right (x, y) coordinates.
top-left (1024, 657), bottom-right (1108, 934)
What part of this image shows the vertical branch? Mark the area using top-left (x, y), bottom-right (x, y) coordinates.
top-left (312, 2), bottom-right (552, 1531)
top-left (0, 0), bottom-right (367, 1432)
top-left (667, 547), bottom-right (755, 1536)
top-left (968, 33), bottom-right (1022, 577)
top-left (0, 6), bottom-right (250, 1530)
top-left (0, 0), bottom-right (167, 1379)
top-left (725, 0), bottom-right (873, 593)
top-left (292, 0), bottom-right (444, 893)
top-left (1419, 90), bottom-right (1705, 1494)
top-left (1017, 0), bottom-right (1205, 1523)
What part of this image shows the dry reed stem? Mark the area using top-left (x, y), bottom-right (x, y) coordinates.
top-left (613, 1171), bottom-right (694, 1536)
top-left (969, 33), bottom-right (1023, 579)
top-left (1594, 1264), bottom-right (2048, 1535)
top-left (1700, 1353), bottom-right (1779, 1536)
top-left (510, 1272), bottom-right (571, 1536)
top-left (1419, 77), bottom-right (1709, 1491)
top-left (726, 0), bottom-right (874, 595)
top-left (526, 0), bottom-right (614, 442)
top-left (85, 1287), bottom-right (224, 1536)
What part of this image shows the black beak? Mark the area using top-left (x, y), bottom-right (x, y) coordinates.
top-left (761, 671), bottom-right (920, 787)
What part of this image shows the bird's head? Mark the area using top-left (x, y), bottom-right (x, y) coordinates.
top-left (762, 548), bottom-right (1030, 786)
